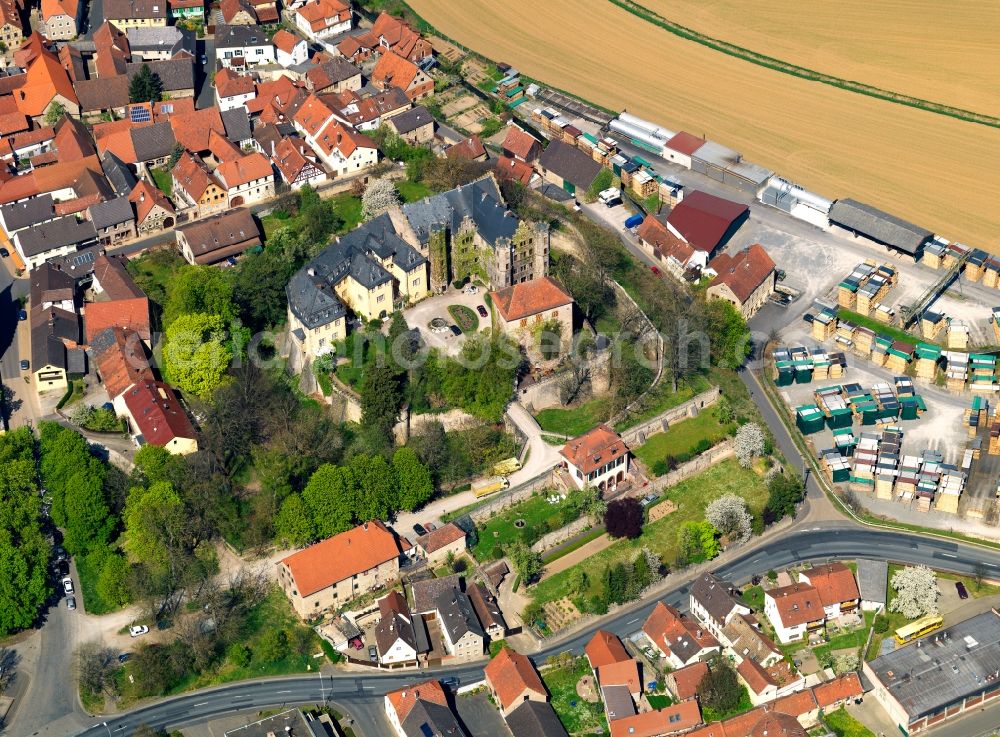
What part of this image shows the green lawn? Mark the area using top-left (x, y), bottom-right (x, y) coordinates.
top-left (823, 707), bottom-right (876, 737)
top-left (126, 248), bottom-right (187, 311)
top-left (261, 193), bottom-right (364, 242)
top-left (542, 657), bottom-right (608, 736)
top-left (396, 179), bottom-right (432, 203)
top-left (742, 585), bottom-right (764, 611)
top-left (813, 610), bottom-right (875, 663)
top-left (615, 373), bottom-right (713, 431)
top-left (633, 405), bottom-right (735, 474)
top-left (76, 554), bottom-right (120, 615)
top-left (530, 459), bottom-right (769, 608)
top-left (535, 396), bottom-right (611, 437)
top-left (473, 492), bottom-right (575, 561)
top-left (447, 304), bottom-right (479, 333)
top-left (837, 308), bottom-right (935, 348)
top-left (646, 693), bottom-right (673, 709)
top-left (149, 168), bottom-right (172, 197)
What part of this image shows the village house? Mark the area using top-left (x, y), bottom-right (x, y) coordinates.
top-left (14, 214), bottom-right (97, 270)
top-left (737, 657), bottom-right (806, 706)
top-left (122, 379), bottom-right (198, 454)
top-left (431, 584), bottom-right (483, 661)
top-left (706, 244), bottom-right (776, 319)
top-left (490, 275), bottom-right (574, 354)
top-left (412, 522), bottom-right (466, 568)
top-left (688, 572), bottom-right (751, 642)
top-left (608, 703), bottom-right (702, 737)
top-left (104, 0), bottom-right (168, 29)
top-left (128, 179), bottom-right (175, 233)
top-left (504, 701), bottom-right (568, 737)
top-left (171, 152), bottom-right (227, 216)
top-left (386, 105), bottom-right (434, 145)
top-left (642, 601), bottom-right (721, 669)
top-left (370, 51), bottom-right (433, 102)
top-left (220, 0), bottom-right (257, 25)
top-left (294, 0), bottom-right (351, 45)
top-left (374, 591), bottom-right (421, 666)
top-left (28, 264), bottom-right (84, 392)
top-left (305, 55), bottom-right (362, 94)
top-left (444, 135), bottom-right (487, 162)
top-left (215, 24), bottom-right (276, 69)
top-left (559, 424), bottom-right (630, 492)
top-left (599, 657), bottom-right (642, 711)
top-left (384, 680), bottom-right (467, 737)
top-left (214, 68), bottom-right (256, 111)
top-left (12, 40), bottom-right (81, 121)
top-left (798, 562), bottom-right (861, 619)
top-left (494, 155), bottom-right (533, 187)
top-left (0, 0), bottom-right (24, 57)
top-left (292, 94), bottom-right (378, 175)
top-left (169, 0), bottom-right (203, 19)
top-left (40, 0), bottom-right (81, 41)
top-left (270, 137), bottom-right (326, 190)
top-left (277, 520), bottom-right (412, 619)
top-left (661, 131), bottom-right (705, 168)
top-left (332, 86), bottom-right (410, 131)
top-left (126, 25), bottom-right (193, 61)
top-left (90, 327), bottom-right (154, 414)
top-left (175, 207), bottom-right (262, 266)
top-left (215, 151), bottom-right (275, 207)
top-left (664, 661), bottom-right (708, 702)
top-left (636, 213), bottom-right (704, 279)
top-left (86, 196), bottom-right (136, 247)
top-left (484, 647), bottom-right (547, 716)
top-left (721, 612), bottom-right (783, 667)
top-left (467, 583), bottom-right (506, 642)
top-left (85, 253), bottom-right (151, 342)
top-left (336, 12), bottom-right (432, 64)
top-left (273, 28), bottom-right (308, 67)
top-left (502, 125), bottom-right (541, 163)
top-left (125, 59), bottom-right (195, 99)
top-left (585, 630), bottom-right (631, 671)
top-left (764, 583), bottom-right (825, 643)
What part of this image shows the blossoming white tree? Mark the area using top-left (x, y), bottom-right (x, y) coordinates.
top-left (705, 494), bottom-right (753, 544)
top-left (889, 565), bottom-right (940, 619)
top-left (734, 422), bottom-right (766, 468)
top-left (361, 177), bottom-right (400, 221)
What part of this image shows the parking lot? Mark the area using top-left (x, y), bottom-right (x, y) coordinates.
top-left (403, 285), bottom-right (492, 354)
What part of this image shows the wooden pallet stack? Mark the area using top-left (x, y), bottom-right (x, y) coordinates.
top-left (935, 468), bottom-right (967, 514)
top-left (991, 307), bottom-right (1000, 343)
top-left (968, 353), bottom-right (997, 393)
top-left (855, 266), bottom-right (895, 316)
top-left (851, 326), bottom-right (875, 358)
top-left (921, 241), bottom-right (946, 269)
top-left (913, 343), bottom-right (941, 382)
top-left (811, 308), bottom-right (837, 341)
top-left (920, 310), bottom-right (946, 340)
top-left (942, 242), bottom-right (969, 270)
top-left (850, 432), bottom-right (879, 493)
top-left (944, 350), bottom-right (970, 393)
top-left (870, 336), bottom-right (891, 367)
top-left (989, 407), bottom-right (1000, 455)
top-left (947, 320), bottom-right (970, 350)
top-left (872, 303), bottom-right (895, 324)
top-left (884, 341), bottom-right (914, 374)
top-left (837, 262), bottom-right (877, 310)
top-left (984, 259), bottom-right (1000, 289)
top-left (874, 429), bottom-right (902, 500)
top-left (965, 249), bottom-right (989, 282)
top-left (820, 449), bottom-right (851, 483)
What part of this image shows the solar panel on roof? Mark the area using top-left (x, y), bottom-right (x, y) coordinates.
top-left (129, 106), bottom-right (152, 123)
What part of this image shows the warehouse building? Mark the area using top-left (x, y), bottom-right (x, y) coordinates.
top-left (690, 140), bottom-right (772, 193)
top-left (863, 609), bottom-right (1000, 734)
top-left (758, 175), bottom-right (832, 229)
top-left (828, 198), bottom-right (934, 259)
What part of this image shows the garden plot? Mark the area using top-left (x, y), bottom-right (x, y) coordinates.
top-left (440, 91), bottom-right (481, 117)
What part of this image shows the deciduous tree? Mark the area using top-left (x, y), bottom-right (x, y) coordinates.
top-left (889, 565), bottom-right (939, 619)
top-left (704, 494), bottom-right (753, 544)
top-left (361, 177), bottom-right (400, 221)
top-left (734, 422), bottom-right (766, 468)
top-left (163, 312), bottom-right (233, 398)
top-left (697, 657), bottom-right (742, 713)
top-left (274, 494), bottom-right (315, 547)
top-left (393, 447), bottom-right (433, 511)
top-left (604, 497), bottom-right (643, 539)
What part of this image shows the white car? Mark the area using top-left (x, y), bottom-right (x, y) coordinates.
top-left (129, 625), bottom-right (149, 637)
top-left (62, 577), bottom-right (74, 595)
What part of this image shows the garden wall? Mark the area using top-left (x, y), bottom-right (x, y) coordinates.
top-left (618, 386), bottom-right (721, 447)
top-left (517, 350), bottom-right (612, 412)
top-left (467, 470), bottom-right (555, 524)
top-left (530, 514), bottom-right (595, 554)
top-left (646, 438), bottom-right (734, 493)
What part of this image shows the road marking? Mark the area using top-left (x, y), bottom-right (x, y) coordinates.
top-left (939, 553), bottom-right (957, 558)
top-left (277, 690), bottom-right (292, 694)
top-left (626, 618), bottom-right (640, 625)
top-left (193, 702), bottom-right (208, 707)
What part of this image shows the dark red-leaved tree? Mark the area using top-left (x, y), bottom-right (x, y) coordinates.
top-left (604, 497), bottom-right (644, 539)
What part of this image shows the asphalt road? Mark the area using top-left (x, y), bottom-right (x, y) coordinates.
top-left (195, 39), bottom-right (217, 110)
top-left (69, 524), bottom-right (1000, 737)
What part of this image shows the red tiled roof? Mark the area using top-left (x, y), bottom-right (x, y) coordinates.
top-left (272, 28), bottom-right (301, 54)
top-left (416, 522), bottom-right (465, 554)
top-left (92, 253), bottom-right (145, 301)
top-left (771, 689), bottom-right (816, 719)
top-left (313, 120), bottom-right (374, 159)
top-left (372, 50), bottom-right (419, 91)
top-left (812, 673), bottom-right (862, 708)
top-left (280, 520), bottom-right (411, 597)
top-left (215, 67), bottom-right (255, 99)
top-left (293, 93), bottom-right (336, 137)
top-left (637, 214), bottom-right (696, 266)
top-left (560, 424), bottom-right (628, 476)
top-left (271, 137), bottom-right (322, 184)
top-left (53, 115), bottom-right (96, 161)
top-left (445, 135), bottom-right (485, 161)
top-left (385, 679), bottom-right (448, 723)
top-left (296, 0), bottom-right (350, 32)
top-left (169, 106), bottom-right (225, 153)
top-left (766, 583), bottom-right (824, 627)
top-left (220, 0), bottom-right (256, 22)
top-left (0, 112), bottom-right (29, 136)
top-left (799, 563), bottom-right (860, 608)
top-left (91, 327), bottom-right (154, 399)
top-left (642, 602), bottom-right (720, 662)
top-left (747, 712), bottom-right (807, 737)
top-left (494, 155), bottom-right (532, 186)
top-left (123, 380), bottom-right (196, 447)
top-left (129, 179), bottom-right (173, 224)
top-left (669, 661), bottom-right (709, 701)
top-left (502, 125), bottom-right (539, 160)
top-left (585, 630), bottom-right (630, 670)
top-left (41, 0), bottom-right (78, 22)
top-left (598, 659), bottom-right (640, 694)
top-left (172, 151), bottom-right (219, 201)
top-left (484, 647), bottom-right (546, 710)
top-left (490, 275), bottom-right (572, 323)
top-left (665, 131), bottom-right (706, 156)
top-left (666, 190), bottom-right (749, 252)
top-left (708, 244), bottom-right (775, 303)
top-left (609, 702), bottom-right (701, 737)
top-left (14, 45), bottom-right (79, 117)
top-left (215, 151), bottom-right (273, 188)
top-left (737, 658), bottom-right (777, 695)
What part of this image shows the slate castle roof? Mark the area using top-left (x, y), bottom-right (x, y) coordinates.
top-left (287, 211), bottom-right (426, 329)
top-left (399, 175), bottom-right (521, 247)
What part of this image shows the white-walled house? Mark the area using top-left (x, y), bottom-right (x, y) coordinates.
top-left (214, 68), bottom-right (256, 111)
top-left (688, 572), bottom-right (751, 642)
top-left (559, 424), bottom-right (631, 492)
top-left (764, 583), bottom-right (825, 644)
top-left (273, 28), bottom-right (308, 67)
top-left (292, 94), bottom-right (378, 176)
top-left (294, 0), bottom-right (351, 44)
top-left (215, 152), bottom-right (276, 208)
top-left (375, 591), bottom-right (418, 666)
top-left (798, 563), bottom-right (861, 620)
top-left (215, 24), bottom-right (276, 69)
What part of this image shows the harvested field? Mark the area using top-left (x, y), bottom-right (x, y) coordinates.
top-left (409, 0), bottom-right (1000, 249)
top-left (639, 0), bottom-right (1000, 118)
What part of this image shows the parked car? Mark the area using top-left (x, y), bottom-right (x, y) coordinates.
top-left (412, 523), bottom-right (427, 536)
top-left (18, 309), bottom-right (26, 321)
top-left (19, 359), bottom-right (29, 371)
top-left (54, 546), bottom-right (67, 562)
top-left (449, 325), bottom-right (462, 336)
top-left (348, 637), bottom-right (363, 650)
top-left (118, 653), bottom-right (131, 664)
top-left (200, 55), bottom-right (207, 65)
top-left (66, 596), bottom-right (76, 610)
top-left (54, 560), bottom-right (69, 577)
top-left (650, 266), bottom-right (661, 276)
top-left (0, 247), bottom-right (8, 257)
top-left (956, 581), bottom-right (969, 599)
top-left (464, 285), bottom-right (478, 295)
top-left (640, 493), bottom-right (660, 507)
top-left (776, 269), bottom-right (787, 282)
top-left (476, 305), bottom-right (488, 318)
top-left (62, 577), bottom-right (74, 595)
top-left (368, 646), bottom-right (378, 662)
top-left (441, 677), bottom-right (460, 692)
top-left (129, 625), bottom-right (149, 637)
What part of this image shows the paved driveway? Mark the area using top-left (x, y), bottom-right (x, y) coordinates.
top-left (403, 286), bottom-right (492, 355)
top-left (454, 692), bottom-right (511, 737)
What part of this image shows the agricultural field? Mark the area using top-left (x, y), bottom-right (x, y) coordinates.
top-left (641, 0), bottom-right (1000, 118)
top-left (409, 0), bottom-right (1000, 248)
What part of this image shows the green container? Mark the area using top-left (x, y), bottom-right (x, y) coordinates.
top-left (831, 466), bottom-right (851, 483)
top-left (795, 368), bottom-right (814, 384)
top-left (827, 408), bottom-right (853, 429)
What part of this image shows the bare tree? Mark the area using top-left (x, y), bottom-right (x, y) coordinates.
top-left (973, 561), bottom-right (987, 592)
top-left (558, 360), bottom-right (592, 406)
top-left (0, 647), bottom-right (19, 695)
top-left (76, 642), bottom-right (121, 704)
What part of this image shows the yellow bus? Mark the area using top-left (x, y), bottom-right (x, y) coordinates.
top-left (894, 614), bottom-right (944, 645)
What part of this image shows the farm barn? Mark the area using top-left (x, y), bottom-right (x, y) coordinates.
top-left (828, 198), bottom-right (934, 260)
